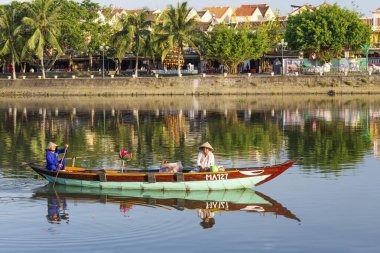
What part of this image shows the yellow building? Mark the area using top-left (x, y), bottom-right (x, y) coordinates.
top-left (373, 8), bottom-right (380, 49)
top-left (363, 8), bottom-right (380, 52)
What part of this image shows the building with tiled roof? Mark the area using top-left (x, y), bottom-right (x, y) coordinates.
top-left (202, 7), bottom-right (233, 24)
top-left (233, 4), bottom-right (275, 23)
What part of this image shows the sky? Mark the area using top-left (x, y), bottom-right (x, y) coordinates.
top-left (91, 0), bottom-right (377, 17)
top-left (0, 0), bottom-right (377, 17)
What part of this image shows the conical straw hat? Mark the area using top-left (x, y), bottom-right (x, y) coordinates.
top-left (199, 142), bottom-right (214, 151)
top-left (46, 142), bottom-right (58, 150)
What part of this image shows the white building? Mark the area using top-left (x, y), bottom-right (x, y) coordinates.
top-left (233, 4), bottom-right (275, 23)
top-left (202, 7), bottom-right (233, 24)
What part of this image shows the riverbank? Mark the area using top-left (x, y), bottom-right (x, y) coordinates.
top-left (1, 74), bottom-right (380, 96)
top-left (1, 95), bottom-right (379, 112)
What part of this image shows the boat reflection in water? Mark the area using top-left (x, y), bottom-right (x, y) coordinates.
top-left (33, 185), bottom-right (300, 228)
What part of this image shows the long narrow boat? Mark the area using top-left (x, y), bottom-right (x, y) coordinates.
top-left (29, 159), bottom-right (297, 191)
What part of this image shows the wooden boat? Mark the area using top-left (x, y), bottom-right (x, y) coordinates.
top-left (29, 159), bottom-right (297, 191)
top-left (33, 185), bottom-right (300, 222)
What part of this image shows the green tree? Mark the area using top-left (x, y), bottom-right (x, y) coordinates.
top-left (56, 0), bottom-right (88, 52)
top-left (205, 24), bottom-right (270, 74)
top-left (285, 4), bottom-right (371, 62)
top-left (22, 0), bottom-right (63, 78)
top-left (111, 24), bottom-right (129, 75)
top-left (112, 9), bottom-right (152, 77)
top-left (56, 0), bottom-right (112, 71)
top-left (148, 14), bottom-right (166, 70)
top-left (0, 5), bottom-right (22, 79)
top-left (264, 11), bottom-right (285, 50)
top-left (84, 4), bottom-right (113, 71)
top-left (157, 2), bottom-right (203, 77)
top-left (7, 1), bottom-right (32, 74)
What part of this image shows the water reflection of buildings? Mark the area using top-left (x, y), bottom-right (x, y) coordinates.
top-left (282, 108), bottom-right (364, 128)
top-left (369, 109), bottom-right (380, 159)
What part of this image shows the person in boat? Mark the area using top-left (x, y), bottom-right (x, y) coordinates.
top-left (46, 142), bottom-right (68, 171)
top-left (196, 142), bottom-right (215, 172)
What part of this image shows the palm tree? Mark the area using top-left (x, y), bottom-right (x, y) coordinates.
top-left (22, 0), bottom-right (63, 79)
top-left (111, 17), bottom-right (131, 75)
top-left (0, 6), bottom-right (22, 80)
top-left (157, 2), bottom-right (203, 77)
top-left (112, 38), bottom-right (127, 75)
top-left (112, 9), bottom-right (152, 77)
top-left (128, 10), bottom-right (153, 77)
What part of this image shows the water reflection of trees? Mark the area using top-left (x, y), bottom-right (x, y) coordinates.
top-left (209, 111), bottom-right (284, 161)
top-left (286, 120), bottom-right (371, 171)
top-left (0, 101), bottom-right (377, 173)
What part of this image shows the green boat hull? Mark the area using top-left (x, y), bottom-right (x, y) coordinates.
top-left (44, 174), bottom-right (271, 191)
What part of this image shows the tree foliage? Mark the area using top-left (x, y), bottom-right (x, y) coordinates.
top-left (81, 4), bottom-right (113, 55)
top-left (57, 0), bottom-right (114, 70)
top-left (205, 24), bottom-right (270, 74)
top-left (0, 0), bottom-right (374, 75)
top-left (264, 12), bottom-right (285, 50)
top-left (0, 5), bottom-right (23, 79)
top-left (56, 0), bottom-right (88, 52)
top-left (285, 4), bottom-right (372, 62)
top-left (22, 0), bottom-right (63, 78)
top-left (113, 9), bottom-right (152, 77)
top-left (157, 2), bottom-right (203, 76)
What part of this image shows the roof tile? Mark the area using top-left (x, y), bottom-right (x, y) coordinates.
top-left (203, 7), bottom-right (229, 19)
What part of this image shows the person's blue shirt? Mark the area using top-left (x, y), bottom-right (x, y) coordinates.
top-left (46, 148), bottom-right (66, 171)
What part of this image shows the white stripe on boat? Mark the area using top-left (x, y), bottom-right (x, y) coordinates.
top-left (239, 170), bottom-right (264, 176)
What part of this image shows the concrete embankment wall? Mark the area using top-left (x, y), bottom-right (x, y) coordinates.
top-left (1, 75), bottom-right (380, 96)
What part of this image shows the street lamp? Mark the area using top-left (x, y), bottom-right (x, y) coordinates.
top-left (278, 39), bottom-right (288, 75)
top-left (99, 43), bottom-right (109, 78)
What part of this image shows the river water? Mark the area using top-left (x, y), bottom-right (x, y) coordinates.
top-left (0, 95), bottom-right (379, 253)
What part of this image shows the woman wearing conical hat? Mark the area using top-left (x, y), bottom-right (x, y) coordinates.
top-left (46, 142), bottom-right (69, 171)
top-left (196, 142), bottom-right (215, 172)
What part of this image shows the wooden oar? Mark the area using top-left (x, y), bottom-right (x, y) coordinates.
top-left (0, 154), bottom-right (117, 169)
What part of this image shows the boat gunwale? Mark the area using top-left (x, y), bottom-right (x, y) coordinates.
top-left (29, 159), bottom-right (297, 177)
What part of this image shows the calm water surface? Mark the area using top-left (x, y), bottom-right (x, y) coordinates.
top-left (0, 96), bottom-right (379, 253)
